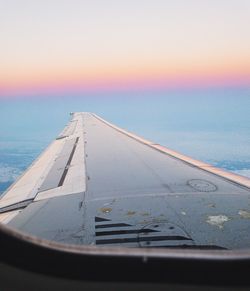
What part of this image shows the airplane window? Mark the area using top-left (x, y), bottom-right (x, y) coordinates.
top-left (0, 1), bottom-right (250, 288)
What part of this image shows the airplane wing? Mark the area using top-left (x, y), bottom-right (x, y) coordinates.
top-left (0, 112), bottom-right (250, 249)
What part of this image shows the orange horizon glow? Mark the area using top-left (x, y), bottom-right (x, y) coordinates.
top-left (1, 74), bottom-right (249, 98)
top-left (1, 64), bottom-right (250, 97)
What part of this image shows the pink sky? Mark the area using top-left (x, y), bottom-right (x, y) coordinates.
top-left (1, 0), bottom-right (250, 97)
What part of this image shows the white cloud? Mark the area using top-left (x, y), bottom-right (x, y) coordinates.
top-left (232, 170), bottom-right (250, 179)
top-left (0, 165), bottom-right (22, 183)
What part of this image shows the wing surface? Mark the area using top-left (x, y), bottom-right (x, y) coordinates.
top-left (0, 112), bottom-right (250, 249)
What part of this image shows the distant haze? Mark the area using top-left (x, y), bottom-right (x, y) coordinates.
top-left (1, 88), bottom-right (250, 195)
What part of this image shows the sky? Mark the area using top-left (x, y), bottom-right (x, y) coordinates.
top-left (0, 0), bottom-right (250, 97)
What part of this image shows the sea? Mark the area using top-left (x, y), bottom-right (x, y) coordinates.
top-left (0, 86), bottom-right (250, 195)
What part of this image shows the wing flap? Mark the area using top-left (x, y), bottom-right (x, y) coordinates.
top-left (0, 113), bottom-right (86, 211)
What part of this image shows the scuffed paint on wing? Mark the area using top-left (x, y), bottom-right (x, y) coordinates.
top-left (206, 215), bottom-right (230, 229)
top-left (238, 210), bottom-right (250, 219)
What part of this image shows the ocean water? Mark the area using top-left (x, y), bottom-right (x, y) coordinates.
top-left (0, 87), bottom-right (250, 194)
